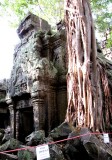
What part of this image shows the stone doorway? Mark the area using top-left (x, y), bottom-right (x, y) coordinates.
top-left (19, 107), bottom-right (34, 142)
top-left (0, 113), bottom-right (9, 128)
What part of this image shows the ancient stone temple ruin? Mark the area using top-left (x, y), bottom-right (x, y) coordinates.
top-left (0, 80), bottom-right (9, 129)
top-left (0, 12), bottom-right (67, 141)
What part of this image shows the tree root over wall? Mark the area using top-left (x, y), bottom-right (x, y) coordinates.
top-left (64, 0), bottom-right (112, 133)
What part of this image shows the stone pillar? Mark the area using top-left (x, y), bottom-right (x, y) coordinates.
top-left (47, 86), bottom-right (56, 132)
top-left (57, 86), bottom-right (67, 124)
top-left (6, 98), bottom-right (14, 138)
top-left (31, 91), bottom-right (45, 131)
top-left (15, 110), bottom-right (19, 139)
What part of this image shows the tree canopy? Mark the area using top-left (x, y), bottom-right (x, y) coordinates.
top-left (0, 0), bottom-right (64, 27)
top-left (0, 0), bottom-right (112, 46)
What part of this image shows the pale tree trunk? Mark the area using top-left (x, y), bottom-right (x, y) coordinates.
top-left (64, 0), bottom-right (112, 132)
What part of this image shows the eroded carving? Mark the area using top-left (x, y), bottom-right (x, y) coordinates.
top-left (3, 12), bottom-right (67, 140)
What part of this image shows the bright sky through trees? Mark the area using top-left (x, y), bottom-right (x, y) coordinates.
top-left (0, 18), bottom-right (19, 79)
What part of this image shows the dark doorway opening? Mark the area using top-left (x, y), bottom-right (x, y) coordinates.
top-left (19, 107), bottom-right (34, 142)
top-left (0, 112), bottom-right (9, 128)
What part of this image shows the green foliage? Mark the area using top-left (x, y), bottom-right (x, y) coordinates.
top-left (0, 0), bottom-right (64, 27)
top-left (91, 0), bottom-right (112, 47)
top-left (91, 0), bottom-right (112, 32)
top-left (0, 0), bottom-right (111, 43)
top-left (106, 31), bottom-right (112, 48)
top-left (0, 0), bottom-right (37, 26)
top-left (41, 0), bottom-right (63, 24)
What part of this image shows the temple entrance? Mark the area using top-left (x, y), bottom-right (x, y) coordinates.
top-left (0, 112), bottom-right (9, 128)
top-left (19, 107), bottom-right (33, 142)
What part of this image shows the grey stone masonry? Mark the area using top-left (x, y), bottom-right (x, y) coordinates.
top-left (1, 12), bottom-right (67, 141)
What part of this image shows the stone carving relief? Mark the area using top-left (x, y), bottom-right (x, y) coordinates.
top-left (2, 13), bottom-right (67, 139)
top-left (16, 99), bottom-right (32, 109)
top-left (28, 57), bottom-right (57, 94)
top-left (8, 13), bottom-right (59, 97)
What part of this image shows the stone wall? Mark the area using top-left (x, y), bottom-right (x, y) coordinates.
top-left (3, 12), bottom-right (67, 140)
top-left (0, 80), bottom-right (9, 129)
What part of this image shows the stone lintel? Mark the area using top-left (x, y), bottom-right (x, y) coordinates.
top-left (17, 12), bottom-right (51, 39)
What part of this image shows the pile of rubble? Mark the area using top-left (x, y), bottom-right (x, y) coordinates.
top-left (0, 122), bottom-right (112, 160)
